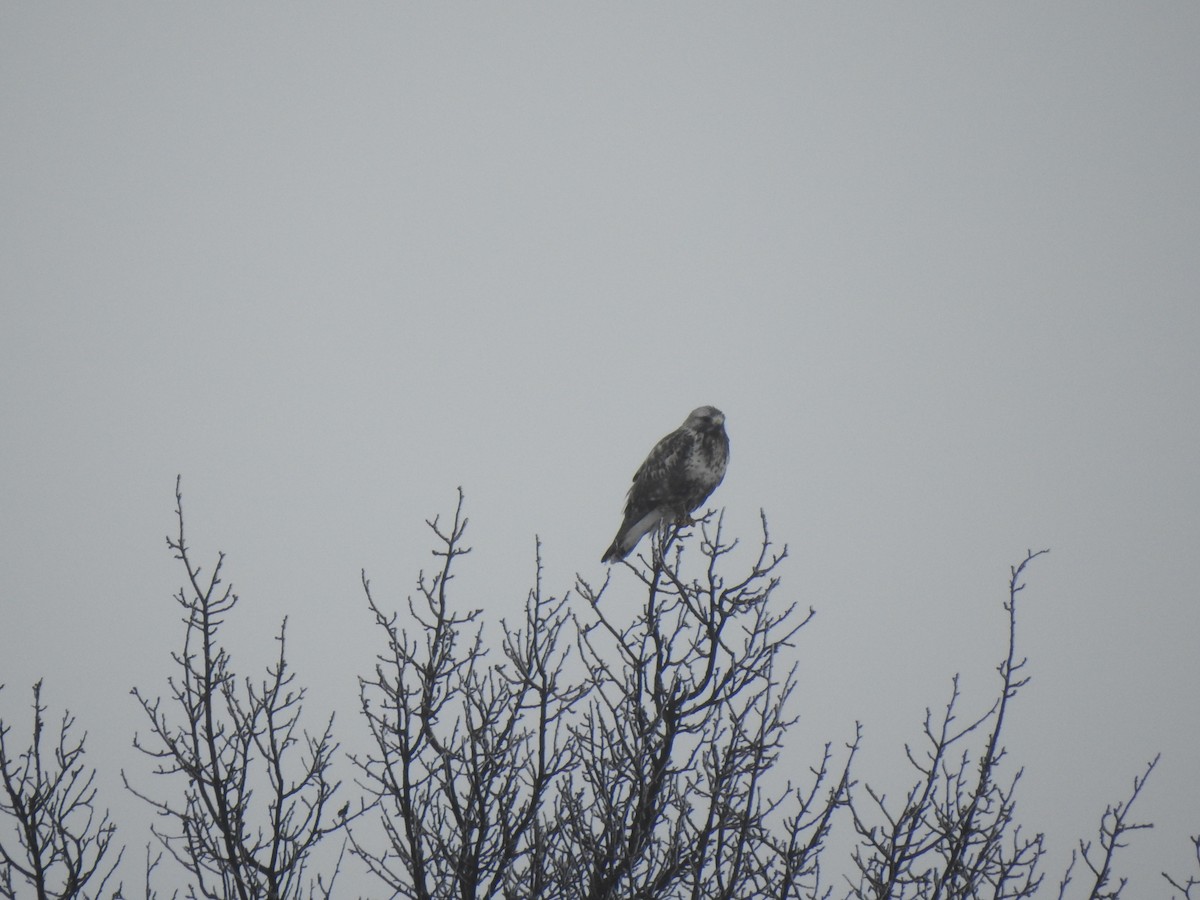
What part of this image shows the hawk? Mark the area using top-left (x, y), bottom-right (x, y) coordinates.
top-left (601, 406), bottom-right (730, 563)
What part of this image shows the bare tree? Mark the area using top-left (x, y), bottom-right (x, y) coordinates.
top-left (565, 513), bottom-right (850, 900)
top-left (123, 478), bottom-right (344, 900)
top-left (843, 550), bottom-right (1174, 900)
top-left (5, 483), bottom-right (1189, 899)
top-left (350, 490), bottom-right (585, 898)
top-left (350, 497), bottom-right (850, 899)
top-left (845, 550), bottom-right (1051, 899)
top-left (0, 681), bottom-right (122, 900)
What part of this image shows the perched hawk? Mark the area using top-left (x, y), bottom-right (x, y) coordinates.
top-left (601, 406), bottom-right (730, 563)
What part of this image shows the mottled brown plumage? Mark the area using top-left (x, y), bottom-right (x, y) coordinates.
top-left (601, 406), bottom-right (729, 563)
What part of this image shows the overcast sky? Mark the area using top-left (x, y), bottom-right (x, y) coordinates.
top-left (2, 4), bottom-right (1198, 894)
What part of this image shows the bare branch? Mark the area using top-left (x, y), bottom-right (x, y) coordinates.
top-left (1072, 755), bottom-right (1159, 900)
top-left (1164, 833), bottom-right (1200, 899)
top-left (124, 477), bottom-right (343, 899)
top-left (0, 681), bottom-right (124, 899)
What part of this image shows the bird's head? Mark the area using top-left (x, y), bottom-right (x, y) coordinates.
top-left (685, 406), bottom-right (725, 431)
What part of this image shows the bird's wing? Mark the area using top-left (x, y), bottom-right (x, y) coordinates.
top-left (625, 427), bottom-right (696, 519)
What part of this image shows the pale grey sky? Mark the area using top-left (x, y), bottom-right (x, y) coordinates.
top-left (2, 4), bottom-right (1198, 894)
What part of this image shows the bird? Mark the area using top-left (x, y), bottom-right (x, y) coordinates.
top-left (601, 406), bottom-right (729, 563)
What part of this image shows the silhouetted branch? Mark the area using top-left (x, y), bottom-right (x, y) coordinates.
top-left (1055, 755), bottom-right (1158, 900)
top-left (566, 507), bottom-right (835, 899)
top-left (846, 549), bottom-right (1051, 900)
top-left (0, 681), bottom-right (123, 899)
top-left (351, 492), bottom-right (586, 898)
top-left (124, 477), bottom-right (343, 899)
top-left (1164, 833), bottom-right (1200, 899)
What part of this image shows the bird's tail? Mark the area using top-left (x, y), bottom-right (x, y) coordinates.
top-left (600, 540), bottom-right (625, 564)
top-left (600, 509), bottom-right (665, 564)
